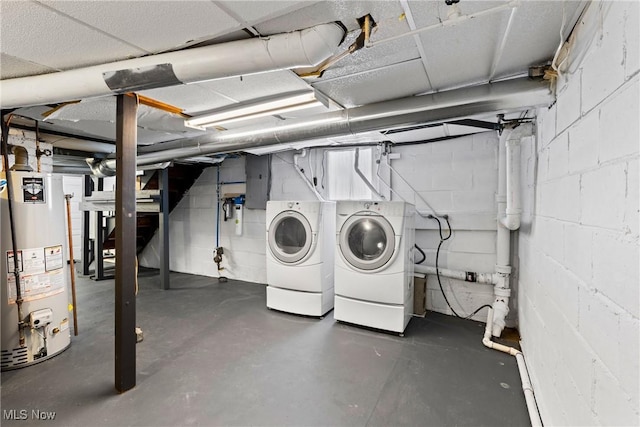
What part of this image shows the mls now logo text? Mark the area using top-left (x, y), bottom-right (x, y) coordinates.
top-left (3, 409), bottom-right (56, 420)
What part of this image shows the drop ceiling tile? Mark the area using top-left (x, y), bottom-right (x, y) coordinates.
top-left (492, 1), bottom-right (585, 79)
top-left (312, 59), bottom-right (430, 107)
top-left (217, 1), bottom-right (320, 27)
top-left (0, 53), bottom-right (58, 79)
top-left (140, 84), bottom-right (235, 116)
top-left (199, 70), bottom-right (311, 103)
top-left (255, 0), bottom-right (409, 35)
top-left (318, 33), bottom-right (420, 81)
top-left (416, 10), bottom-right (509, 90)
top-left (0, 1), bottom-right (146, 71)
top-left (41, 1), bottom-right (241, 53)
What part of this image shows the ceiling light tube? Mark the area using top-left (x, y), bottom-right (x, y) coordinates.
top-left (185, 90), bottom-right (326, 129)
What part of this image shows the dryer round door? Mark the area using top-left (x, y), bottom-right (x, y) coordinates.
top-left (339, 213), bottom-right (395, 271)
top-left (268, 210), bottom-right (313, 264)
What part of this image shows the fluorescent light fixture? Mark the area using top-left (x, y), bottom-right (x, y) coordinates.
top-left (185, 90), bottom-right (328, 130)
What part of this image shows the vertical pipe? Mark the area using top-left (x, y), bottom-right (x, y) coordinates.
top-left (216, 166), bottom-right (221, 249)
top-left (95, 178), bottom-right (105, 280)
top-left (65, 194), bottom-right (79, 336)
top-left (114, 94), bottom-right (138, 393)
top-left (158, 167), bottom-right (170, 290)
top-left (1, 115), bottom-right (26, 347)
top-left (81, 175), bottom-right (92, 276)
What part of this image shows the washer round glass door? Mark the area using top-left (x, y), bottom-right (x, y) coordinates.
top-left (268, 211), bottom-right (313, 264)
top-left (339, 214), bottom-right (395, 271)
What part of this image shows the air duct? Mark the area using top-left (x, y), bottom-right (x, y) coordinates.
top-left (0, 23), bottom-right (345, 108)
top-left (89, 77), bottom-right (553, 176)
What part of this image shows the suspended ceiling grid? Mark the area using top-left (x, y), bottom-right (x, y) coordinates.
top-left (0, 1), bottom-right (586, 153)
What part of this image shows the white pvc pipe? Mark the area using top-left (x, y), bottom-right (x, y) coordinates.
top-left (482, 308), bottom-right (543, 427)
top-left (414, 264), bottom-right (495, 285)
top-left (293, 149), bottom-right (324, 201)
top-left (1, 23), bottom-right (345, 108)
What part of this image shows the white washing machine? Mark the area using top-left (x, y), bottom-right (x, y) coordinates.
top-left (334, 201), bottom-right (415, 334)
top-left (266, 201), bottom-right (336, 316)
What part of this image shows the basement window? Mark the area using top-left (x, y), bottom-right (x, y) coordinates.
top-left (326, 148), bottom-right (374, 200)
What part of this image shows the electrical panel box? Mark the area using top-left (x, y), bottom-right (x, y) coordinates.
top-left (29, 308), bottom-right (53, 328)
top-left (245, 154), bottom-right (270, 210)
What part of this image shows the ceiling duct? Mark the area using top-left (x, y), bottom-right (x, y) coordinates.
top-left (90, 77), bottom-right (552, 176)
top-left (0, 23), bottom-right (345, 109)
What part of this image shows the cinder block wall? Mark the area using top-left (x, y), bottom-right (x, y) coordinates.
top-left (518, 1), bottom-right (639, 425)
top-left (391, 133), bottom-right (500, 322)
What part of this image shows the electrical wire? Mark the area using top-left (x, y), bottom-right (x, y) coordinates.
top-left (414, 244), bottom-right (426, 264)
top-left (430, 215), bottom-right (491, 320)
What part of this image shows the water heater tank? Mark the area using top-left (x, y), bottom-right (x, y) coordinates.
top-left (1, 171), bottom-right (71, 370)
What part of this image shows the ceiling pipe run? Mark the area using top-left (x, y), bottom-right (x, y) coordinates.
top-left (0, 23), bottom-right (345, 108)
top-left (88, 77), bottom-right (551, 176)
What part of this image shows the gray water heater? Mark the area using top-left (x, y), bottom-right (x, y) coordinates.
top-left (1, 171), bottom-right (71, 370)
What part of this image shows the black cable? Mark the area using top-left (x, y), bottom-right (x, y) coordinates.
top-left (414, 244), bottom-right (426, 264)
top-left (430, 214), bottom-right (491, 320)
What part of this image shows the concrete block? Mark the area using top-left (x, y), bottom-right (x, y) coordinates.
top-left (592, 359), bottom-right (640, 426)
top-left (431, 137), bottom-right (471, 155)
top-left (579, 290), bottom-right (622, 381)
top-left (580, 163), bottom-right (627, 229)
top-left (559, 324), bottom-right (596, 410)
top-left (598, 76), bottom-right (640, 163)
top-left (592, 230), bottom-right (640, 317)
top-left (618, 312), bottom-right (640, 404)
top-left (445, 230), bottom-right (496, 255)
top-left (413, 190), bottom-right (453, 213)
top-left (470, 165), bottom-right (498, 190)
top-left (537, 145), bottom-right (550, 183)
top-left (536, 218), bottom-right (564, 263)
top-left (625, 159), bottom-right (639, 237)
top-left (581, 2), bottom-right (627, 113)
top-left (624, 1), bottom-right (639, 79)
top-left (537, 104), bottom-right (557, 149)
top-left (445, 251), bottom-right (495, 272)
top-left (568, 109), bottom-right (600, 173)
top-left (451, 190), bottom-right (495, 213)
top-left (432, 170), bottom-right (473, 191)
top-left (563, 223), bottom-right (593, 284)
top-left (551, 346), bottom-right (598, 426)
top-left (472, 132), bottom-right (498, 151)
top-left (556, 76), bottom-right (582, 133)
top-left (547, 131), bottom-right (569, 180)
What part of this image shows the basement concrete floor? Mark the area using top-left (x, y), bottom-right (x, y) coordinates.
top-left (1, 269), bottom-right (530, 427)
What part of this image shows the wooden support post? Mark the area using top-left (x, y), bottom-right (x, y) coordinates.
top-left (114, 94), bottom-right (137, 393)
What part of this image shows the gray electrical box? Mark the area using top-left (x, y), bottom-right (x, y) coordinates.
top-left (245, 154), bottom-right (270, 209)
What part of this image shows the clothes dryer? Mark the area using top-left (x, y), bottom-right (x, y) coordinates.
top-left (334, 201), bottom-right (415, 334)
top-left (266, 201), bottom-right (336, 316)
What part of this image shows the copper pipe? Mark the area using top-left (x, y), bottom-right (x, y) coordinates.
top-left (65, 194), bottom-right (79, 336)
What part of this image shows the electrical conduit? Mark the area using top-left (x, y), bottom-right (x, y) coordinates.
top-left (354, 147), bottom-right (384, 199)
top-left (293, 149), bottom-right (324, 201)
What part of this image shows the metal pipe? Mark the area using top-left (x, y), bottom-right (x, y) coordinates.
top-left (293, 149), bottom-right (324, 201)
top-left (1, 116), bottom-right (26, 347)
top-left (1, 23), bottom-right (345, 108)
top-left (354, 148), bottom-right (384, 199)
top-left (90, 78), bottom-right (551, 176)
top-left (64, 194), bottom-right (79, 336)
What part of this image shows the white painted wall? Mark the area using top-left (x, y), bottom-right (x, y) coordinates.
top-left (518, 1), bottom-right (639, 425)
top-left (140, 157), bottom-right (267, 284)
top-left (388, 133), bottom-right (500, 321)
top-left (140, 134), bottom-right (501, 323)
